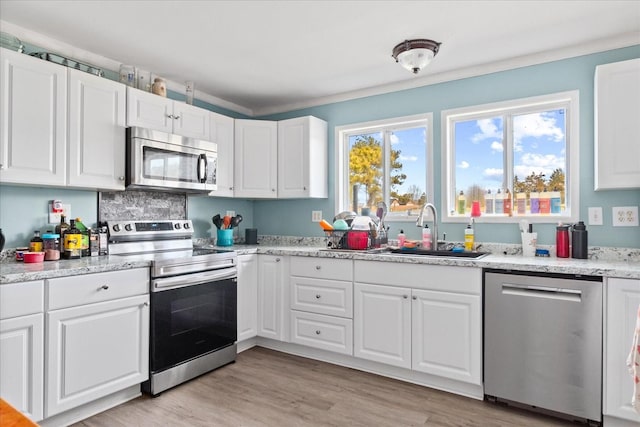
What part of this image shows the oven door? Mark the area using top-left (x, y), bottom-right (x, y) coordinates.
top-left (150, 268), bottom-right (236, 373)
top-left (127, 128), bottom-right (217, 192)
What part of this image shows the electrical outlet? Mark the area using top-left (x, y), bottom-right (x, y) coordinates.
top-left (311, 210), bottom-right (322, 222)
top-left (612, 206), bottom-right (639, 227)
top-left (226, 210), bottom-right (235, 218)
top-left (588, 207), bottom-right (603, 226)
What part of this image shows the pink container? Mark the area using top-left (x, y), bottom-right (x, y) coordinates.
top-left (347, 231), bottom-right (369, 250)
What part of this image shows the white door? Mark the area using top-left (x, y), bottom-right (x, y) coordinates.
top-left (237, 254), bottom-right (258, 342)
top-left (0, 48), bottom-right (66, 186)
top-left (126, 86), bottom-right (173, 133)
top-left (234, 119), bottom-right (278, 198)
top-left (209, 112), bottom-right (235, 197)
top-left (278, 116), bottom-right (309, 198)
top-left (604, 278), bottom-right (640, 423)
top-left (46, 295), bottom-right (149, 417)
top-left (354, 283), bottom-right (411, 368)
top-left (68, 68), bottom-right (126, 190)
top-left (257, 255), bottom-right (287, 340)
top-left (0, 313), bottom-right (44, 422)
top-left (172, 102), bottom-right (211, 140)
top-left (411, 289), bottom-right (481, 385)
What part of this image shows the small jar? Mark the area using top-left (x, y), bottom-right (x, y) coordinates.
top-left (15, 247), bottom-right (28, 262)
top-left (152, 78), bottom-right (167, 97)
top-left (42, 233), bottom-right (61, 261)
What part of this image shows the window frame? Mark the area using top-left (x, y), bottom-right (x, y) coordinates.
top-left (441, 90), bottom-right (580, 224)
top-left (335, 113), bottom-right (434, 221)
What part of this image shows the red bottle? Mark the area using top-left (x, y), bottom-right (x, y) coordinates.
top-left (556, 224), bottom-right (570, 258)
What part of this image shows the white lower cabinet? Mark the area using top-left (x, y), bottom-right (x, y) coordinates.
top-left (257, 255), bottom-right (289, 341)
top-left (237, 254), bottom-right (258, 342)
top-left (0, 280), bottom-right (44, 422)
top-left (45, 269), bottom-right (149, 417)
top-left (604, 277), bottom-right (640, 424)
top-left (353, 261), bottom-right (482, 386)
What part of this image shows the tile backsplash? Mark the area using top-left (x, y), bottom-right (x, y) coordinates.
top-left (99, 190), bottom-right (186, 221)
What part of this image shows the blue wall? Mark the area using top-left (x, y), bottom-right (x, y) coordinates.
top-left (253, 46), bottom-right (640, 248)
top-left (1, 46), bottom-right (639, 249)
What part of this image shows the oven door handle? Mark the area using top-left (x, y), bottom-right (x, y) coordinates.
top-left (152, 268), bottom-right (237, 292)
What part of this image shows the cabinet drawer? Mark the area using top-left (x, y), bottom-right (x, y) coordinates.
top-left (290, 310), bottom-right (352, 355)
top-left (0, 281), bottom-right (44, 320)
top-left (47, 268), bottom-right (149, 310)
top-left (290, 256), bottom-right (353, 281)
top-left (291, 277), bottom-right (352, 318)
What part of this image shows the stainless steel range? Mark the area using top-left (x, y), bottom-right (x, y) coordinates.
top-left (107, 219), bottom-right (237, 396)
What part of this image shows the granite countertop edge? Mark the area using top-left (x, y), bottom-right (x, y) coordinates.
top-left (1, 245), bottom-right (639, 285)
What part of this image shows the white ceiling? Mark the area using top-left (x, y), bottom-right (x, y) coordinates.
top-left (1, 1), bottom-right (639, 116)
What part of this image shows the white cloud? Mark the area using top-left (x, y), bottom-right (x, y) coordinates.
top-left (514, 152), bottom-right (565, 179)
top-left (513, 113), bottom-right (564, 150)
top-left (490, 140), bottom-right (503, 153)
top-left (390, 133), bottom-right (400, 145)
top-left (483, 168), bottom-right (503, 181)
top-left (458, 160), bottom-right (470, 169)
top-left (399, 155), bottom-right (418, 162)
top-left (472, 118), bottom-right (502, 143)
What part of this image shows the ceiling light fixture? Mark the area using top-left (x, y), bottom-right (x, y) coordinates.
top-left (392, 39), bottom-right (441, 74)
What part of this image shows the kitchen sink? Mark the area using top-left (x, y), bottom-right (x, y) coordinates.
top-left (387, 248), bottom-right (489, 259)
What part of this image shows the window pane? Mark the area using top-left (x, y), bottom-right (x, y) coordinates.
top-left (348, 132), bottom-right (383, 213)
top-left (512, 109), bottom-right (566, 215)
top-left (453, 117), bottom-right (504, 215)
top-left (388, 128), bottom-right (426, 216)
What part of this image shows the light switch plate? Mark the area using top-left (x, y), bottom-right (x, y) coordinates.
top-left (588, 207), bottom-right (603, 225)
top-left (225, 210), bottom-right (235, 218)
top-left (612, 206), bottom-right (639, 227)
top-left (311, 210), bottom-right (322, 222)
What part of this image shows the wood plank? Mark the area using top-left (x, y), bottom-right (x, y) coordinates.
top-left (72, 347), bottom-right (573, 426)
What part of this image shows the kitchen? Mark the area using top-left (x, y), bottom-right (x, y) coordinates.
top-left (1, 1), bottom-right (640, 426)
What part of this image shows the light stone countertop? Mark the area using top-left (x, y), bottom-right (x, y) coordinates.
top-left (2, 244), bottom-right (638, 285)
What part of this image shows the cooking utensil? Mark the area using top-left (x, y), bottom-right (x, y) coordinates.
top-left (376, 201), bottom-right (387, 232)
top-left (231, 214), bottom-right (243, 228)
top-left (222, 215), bottom-right (231, 229)
top-left (212, 214), bottom-right (222, 229)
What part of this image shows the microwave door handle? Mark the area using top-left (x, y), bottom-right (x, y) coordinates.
top-left (197, 154), bottom-right (207, 183)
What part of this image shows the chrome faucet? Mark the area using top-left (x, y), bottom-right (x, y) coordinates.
top-left (416, 202), bottom-right (438, 250)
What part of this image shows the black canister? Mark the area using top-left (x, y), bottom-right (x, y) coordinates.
top-left (571, 221), bottom-right (588, 259)
top-left (245, 228), bottom-right (258, 245)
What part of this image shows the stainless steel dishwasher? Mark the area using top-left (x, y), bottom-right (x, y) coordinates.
top-left (484, 270), bottom-right (602, 424)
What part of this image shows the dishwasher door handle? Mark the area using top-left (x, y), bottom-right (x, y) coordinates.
top-left (501, 283), bottom-right (582, 302)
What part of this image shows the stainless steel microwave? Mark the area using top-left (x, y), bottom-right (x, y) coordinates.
top-left (126, 127), bottom-right (217, 193)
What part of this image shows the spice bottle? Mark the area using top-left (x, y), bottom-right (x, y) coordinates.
top-left (571, 221), bottom-right (588, 259)
top-left (29, 230), bottom-right (44, 252)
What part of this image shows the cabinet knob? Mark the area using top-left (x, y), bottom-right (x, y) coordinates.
top-left (272, 188), bottom-right (276, 192)
top-left (403, 294), bottom-right (408, 299)
top-left (275, 258), bottom-right (281, 262)
top-left (315, 265), bottom-right (321, 270)
top-left (303, 186), bottom-right (307, 190)
top-left (173, 115), bottom-right (180, 120)
top-left (99, 285), bottom-right (109, 290)
top-left (315, 294), bottom-right (321, 299)
top-left (412, 295), bottom-right (417, 300)
top-left (229, 187), bottom-right (233, 190)
top-left (167, 114), bottom-right (174, 119)
top-left (118, 176), bottom-right (125, 181)
top-left (315, 330), bottom-right (321, 335)
top-left (143, 302), bottom-right (149, 307)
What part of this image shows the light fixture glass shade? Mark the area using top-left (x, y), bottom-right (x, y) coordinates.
top-left (392, 39), bottom-right (441, 74)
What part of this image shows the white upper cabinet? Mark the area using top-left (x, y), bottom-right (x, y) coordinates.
top-left (277, 116), bottom-right (328, 198)
top-left (68, 68), bottom-right (126, 190)
top-left (126, 87), bottom-right (210, 140)
top-left (0, 48), bottom-right (67, 186)
top-left (234, 119), bottom-right (278, 198)
top-left (209, 111), bottom-right (235, 197)
top-left (595, 58), bottom-right (640, 190)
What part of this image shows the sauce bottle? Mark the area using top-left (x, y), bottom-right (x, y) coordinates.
top-left (29, 230), bottom-right (44, 252)
top-left (63, 219), bottom-right (82, 259)
top-left (75, 217), bottom-right (90, 257)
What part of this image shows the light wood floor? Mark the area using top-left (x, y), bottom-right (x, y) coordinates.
top-left (73, 347), bottom-right (574, 427)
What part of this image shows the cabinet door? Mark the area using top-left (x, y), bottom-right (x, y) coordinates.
top-left (237, 254), bottom-right (258, 342)
top-left (604, 278), bottom-right (640, 422)
top-left (354, 282), bottom-right (411, 368)
top-left (257, 255), bottom-right (288, 341)
top-left (0, 48), bottom-right (66, 186)
top-left (46, 295), bottom-right (149, 417)
top-left (234, 119), bottom-right (278, 198)
top-left (278, 116), bottom-right (327, 198)
top-left (595, 58), bottom-right (640, 189)
top-left (209, 112), bottom-right (235, 197)
top-left (68, 68), bottom-right (126, 190)
top-left (172, 102), bottom-right (211, 140)
top-left (411, 289), bottom-right (481, 385)
top-left (0, 313), bottom-right (44, 422)
top-left (126, 86), bottom-right (173, 133)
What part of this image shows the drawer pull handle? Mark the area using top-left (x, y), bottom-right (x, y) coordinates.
top-left (100, 285), bottom-right (109, 290)
top-left (412, 295), bottom-right (417, 300)
top-left (315, 294), bottom-right (321, 299)
top-left (315, 330), bottom-right (321, 335)
top-left (315, 265), bottom-right (321, 270)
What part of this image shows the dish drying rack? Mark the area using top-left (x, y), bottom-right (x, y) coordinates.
top-left (325, 229), bottom-right (388, 250)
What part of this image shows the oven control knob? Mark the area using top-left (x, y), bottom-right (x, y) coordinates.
top-left (124, 224), bottom-right (133, 231)
top-left (112, 224), bottom-right (121, 232)
top-left (183, 222), bottom-right (190, 229)
top-left (174, 223), bottom-right (181, 229)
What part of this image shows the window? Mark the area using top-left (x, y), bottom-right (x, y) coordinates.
top-left (336, 114), bottom-right (433, 220)
top-left (442, 91), bottom-right (579, 223)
